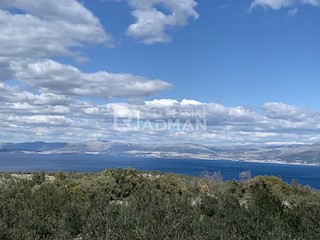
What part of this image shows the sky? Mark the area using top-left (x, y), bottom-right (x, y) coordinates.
top-left (1, 0), bottom-right (320, 145)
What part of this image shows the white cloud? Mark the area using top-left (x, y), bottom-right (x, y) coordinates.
top-left (0, 83), bottom-right (80, 109)
top-left (90, 100), bottom-right (320, 144)
top-left (0, 1), bottom-right (111, 58)
top-left (181, 99), bottom-right (202, 106)
top-left (1, 89), bottom-right (320, 144)
top-left (9, 115), bottom-right (73, 127)
top-left (301, 0), bottom-right (320, 7)
top-left (0, 1), bottom-right (172, 99)
top-left (0, 58), bottom-right (14, 81)
top-left (2, 102), bottom-right (70, 115)
top-left (250, 0), bottom-right (294, 10)
top-left (10, 59), bottom-right (172, 99)
top-left (287, 7), bottom-right (298, 16)
top-left (145, 99), bottom-right (179, 107)
top-left (250, 0), bottom-right (320, 10)
top-left (2, 1), bottom-right (320, 144)
top-left (0, 0), bottom-right (173, 108)
top-left (125, 0), bottom-right (199, 44)
top-left (263, 102), bottom-right (318, 121)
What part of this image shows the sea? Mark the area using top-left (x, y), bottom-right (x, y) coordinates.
top-left (0, 153), bottom-right (320, 189)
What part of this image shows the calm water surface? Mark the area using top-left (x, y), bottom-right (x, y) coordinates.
top-left (0, 153), bottom-right (319, 188)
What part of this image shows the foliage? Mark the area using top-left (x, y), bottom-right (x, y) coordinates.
top-left (0, 169), bottom-right (320, 239)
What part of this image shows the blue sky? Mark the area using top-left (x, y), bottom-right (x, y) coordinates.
top-left (1, 0), bottom-right (320, 144)
top-left (79, 0), bottom-right (320, 108)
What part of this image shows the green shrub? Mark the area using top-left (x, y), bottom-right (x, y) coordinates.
top-left (0, 170), bottom-right (319, 239)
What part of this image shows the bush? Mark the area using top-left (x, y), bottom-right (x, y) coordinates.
top-left (0, 170), bottom-right (319, 239)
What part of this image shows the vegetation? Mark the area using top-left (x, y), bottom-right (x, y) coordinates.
top-left (0, 169), bottom-right (320, 239)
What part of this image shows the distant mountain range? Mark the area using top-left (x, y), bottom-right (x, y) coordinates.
top-left (1, 140), bottom-right (320, 165)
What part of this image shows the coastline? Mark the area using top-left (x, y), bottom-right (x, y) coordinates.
top-left (1, 151), bottom-right (320, 167)
top-left (120, 154), bottom-right (320, 167)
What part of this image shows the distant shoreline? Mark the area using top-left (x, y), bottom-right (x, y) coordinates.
top-left (123, 155), bottom-right (320, 167)
top-left (1, 151), bottom-right (319, 167)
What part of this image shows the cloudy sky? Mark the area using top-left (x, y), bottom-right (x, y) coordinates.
top-left (1, 0), bottom-right (320, 145)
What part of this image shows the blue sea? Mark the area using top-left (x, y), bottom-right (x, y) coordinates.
top-left (0, 153), bottom-right (320, 188)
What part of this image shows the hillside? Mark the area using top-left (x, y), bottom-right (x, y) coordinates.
top-left (2, 140), bottom-right (320, 165)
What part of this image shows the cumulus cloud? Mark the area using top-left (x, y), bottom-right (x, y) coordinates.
top-left (1, 90), bottom-right (320, 144)
top-left (2, 1), bottom-right (320, 144)
top-left (263, 102), bottom-right (318, 121)
top-left (0, 58), bottom-right (14, 81)
top-left (125, 0), bottom-right (199, 44)
top-left (9, 59), bottom-right (172, 99)
top-left (8, 115), bottom-right (73, 127)
top-left (0, 1), bottom-right (176, 142)
top-left (0, 0), bottom-right (111, 58)
top-left (249, 0), bottom-right (320, 10)
top-left (0, 1), bottom-right (172, 99)
top-left (76, 99), bottom-right (320, 144)
top-left (0, 82), bottom-right (77, 107)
